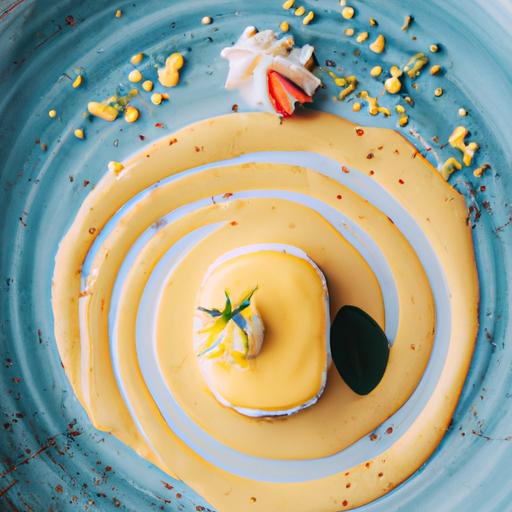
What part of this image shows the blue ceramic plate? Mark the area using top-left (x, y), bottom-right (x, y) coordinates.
top-left (1, 1), bottom-right (511, 510)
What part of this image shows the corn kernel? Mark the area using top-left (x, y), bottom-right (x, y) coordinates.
top-left (280, 21), bottom-right (290, 32)
top-left (115, 9), bottom-right (122, 18)
top-left (130, 53), bottom-right (144, 65)
top-left (398, 115), bottom-right (409, 127)
top-left (48, 109), bottom-right (57, 118)
top-left (429, 44), bottom-right (439, 53)
top-left (87, 101), bottom-right (119, 122)
top-left (369, 34), bottom-right (385, 53)
top-left (434, 87), bottom-right (443, 97)
top-left (128, 69), bottom-right (143, 83)
top-left (344, 27), bottom-right (354, 36)
top-left (124, 106), bottom-right (139, 123)
top-left (440, 157), bottom-right (462, 180)
top-left (401, 15), bottom-right (413, 31)
top-left (341, 6), bottom-right (355, 19)
top-left (201, 16), bottom-right (213, 25)
top-left (151, 93), bottom-right (163, 105)
top-left (369, 18), bottom-right (378, 26)
top-left (370, 65), bottom-right (382, 77)
top-left (303, 10), bottom-right (315, 25)
top-left (356, 31), bottom-right (369, 43)
top-left (395, 104), bottom-right (406, 114)
top-left (294, 6), bottom-right (305, 16)
top-left (142, 80), bottom-right (154, 92)
top-left (430, 64), bottom-right (442, 75)
top-left (390, 65), bottom-right (403, 78)
top-left (108, 161), bottom-right (124, 174)
top-left (473, 164), bottom-right (490, 177)
top-left (352, 102), bottom-right (362, 112)
top-left (72, 75), bottom-right (83, 88)
top-left (282, 0), bottom-right (295, 9)
top-left (74, 128), bottom-right (85, 139)
top-left (385, 76), bottom-right (401, 94)
top-left (458, 107), bottom-right (468, 117)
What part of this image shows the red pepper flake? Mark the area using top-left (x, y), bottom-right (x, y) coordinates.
top-left (342, 500), bottom-right (349, 507)
top-left (369, 170), bottom-right (375, 176)
top-left (480, 185), bottom-right (486, 192)
top-left (88, 227), bottom-right (96, 234)
top-left (336, 194), bottom-right (342, 200)
top-left (169, 137), bottom-right (178, 145)
top-left (139, 134), bottom-right (146, 141)
top-left (55, 484), bottom-right (64, 493)
top-left (230, 221), bottom-right (238, 226)
top-left (232, 104), bottom-right (239, 112)
top-left (40, 143), bottom-right (48, 152)
top-left (223, 192), bottom-right (233, 198)
top-left (370, 433), bottom-right (378, 441)
top-left (105, 466), bottom-right (112, 472)
top-left (12, 377), bottom-right (21, 384)
top-left (341, 166), bottom-right (350, 174)
top-left (68, 430), bottom-right (81, 437)
top-left (83, 179), bottom-right (90, 187)
top-left (386, 426), bottom-right (394, 434)
top-left (65, 15), bottom-right (75, 26)
top-left (398, 178), bottom-right (405, 184)
top-left (155, 122), bottom-right (164, 128)
top-left (355, 128), bottom-right (365, 136)
top-left (162, 481), bottom-right (173, 490)
top-left (196, 507), bottom-right (205, 511)
top-left (176, 493), bottom-right (182, 499)
top-left (366, 152), bottom-right (374, 159)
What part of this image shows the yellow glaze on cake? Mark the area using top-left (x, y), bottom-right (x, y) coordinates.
top-left (196, 249), bottom-right (329, 413)
top-left (52, 111), bottom-right (478, 511)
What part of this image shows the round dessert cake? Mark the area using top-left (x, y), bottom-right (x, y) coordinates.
top-left (1, 1), bottom-right (511, 512)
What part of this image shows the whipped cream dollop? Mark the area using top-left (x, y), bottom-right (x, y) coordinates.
top-left (220, 26), bottom-right (322, 116)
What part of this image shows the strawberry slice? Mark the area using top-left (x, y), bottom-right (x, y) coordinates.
top-left (267, 70), bottom-right (313, 117)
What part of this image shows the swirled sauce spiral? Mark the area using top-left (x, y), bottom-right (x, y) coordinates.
top-left (52, 111), bottom-right (478, 511)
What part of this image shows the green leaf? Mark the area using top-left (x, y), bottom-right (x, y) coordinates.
top-left (330, 305), bottom-right (390, 395)
top-left (222, 291), bottom-right (232, 319)
top-left (232, 287), bottom-right (258, 316)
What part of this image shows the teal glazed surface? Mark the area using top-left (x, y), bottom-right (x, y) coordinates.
top-left (1, 0), bottom-right (511, 510)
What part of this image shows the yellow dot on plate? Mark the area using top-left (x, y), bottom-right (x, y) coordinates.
top-left (341, 6), bottom-right (355, 19)
top-left (344, 27), bottom-right (354, 36)
top-left (128, 69), bottom-right (143, 83)
top-left (130, 53), bottom-right (144, 65)
top-left (430, 64), bottom-right (442, 75)
top-left (385, 76), bottom-right (401, 94)
top-left (48, 109), bottom-right (57, 118)
top-left (398, 115), bottom-right (409, 127)
top-left (115, 9), bottom-right (122, 18)
top-left (429, 43), bottom-right (439, 53)
top-left (303, 11), bottom-right (315, 25)
top-left (74, 128), bottom-right (85, 139)
top-left (280, 21), bottom-right (290, 32)
top-left (151, 93), bottom-right (163, 105)
top-left (458, 107), bottom-right (468, 117)
top-left (142, 80), bottom-right (154, 92)
top-left (72, 75), bottom-right (83, 88)
top-left (124, 106), bottom-right (139, 123)
top-left (108, 161), bottom-right (124, 174)
top-left (352, 102), bottom-right (362, 112)
top-left (370, 65), bottom-right (382, 77)
top-left (294, 6), bottom-right (305, 16)
top-left (356, 31), bottom-right (369, 43)
top-left (395, 104), bottom-right (406, 114)
top-left (434, 87), bottom-right (444, 97)
top-left (201, 16), bottom-right (213, 25)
